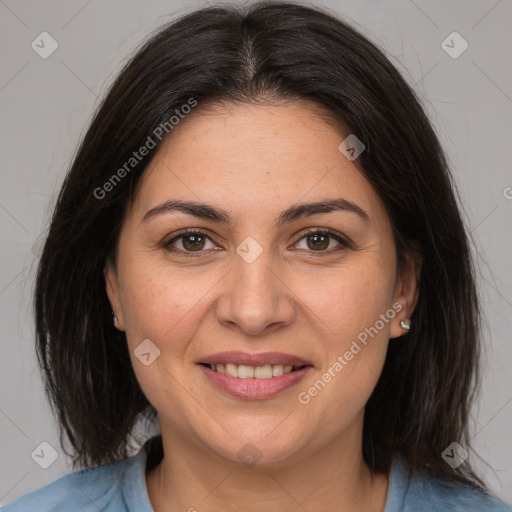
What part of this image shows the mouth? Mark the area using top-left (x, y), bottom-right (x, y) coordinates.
top-left (196, 352), bottom-right (314, 399)
top-left (199, 362), bottom-right (309, 379)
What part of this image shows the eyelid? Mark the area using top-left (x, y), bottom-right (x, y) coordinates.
top-left (165, 227), bottom-right (218, 242)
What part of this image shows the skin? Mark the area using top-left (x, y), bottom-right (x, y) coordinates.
top-left (105, 99), bottom-right (420, 512)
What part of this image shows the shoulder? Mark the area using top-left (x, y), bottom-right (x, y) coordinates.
top-left (1, 450), bottom-right (146, 512)
top-left (405, 477), bottom-right (511, 512)
top-left (386, 458), bottom-right (511, 512)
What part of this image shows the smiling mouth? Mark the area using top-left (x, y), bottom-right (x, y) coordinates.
top-left (200, 363), bottom-right (310, 379)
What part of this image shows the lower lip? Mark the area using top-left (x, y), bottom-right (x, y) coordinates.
top-left (198, 364), bottom-right (312, 399)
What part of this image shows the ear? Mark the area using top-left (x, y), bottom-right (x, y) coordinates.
top-left (390, 249), bottom-right (421, 339)
top-left (104, 257), bottom-right (125, 331)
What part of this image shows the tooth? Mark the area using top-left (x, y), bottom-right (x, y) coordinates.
top-left (254, 365), bottom-right (273, 379)
top-left (237, 365), bottom-right (255, 379)
top-left (225, 363), bottom-right (238, 377)
top-left (216, 363), bottom-right (298, 378)
top-left (272, 364), bottom-right (284, 377)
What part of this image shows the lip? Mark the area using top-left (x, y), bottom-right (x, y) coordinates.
top-left (196, 351), bottom-right (314, 399)
top-left (197, 351), bottom-right (312, 367)
top-left (198, 364), bottom-right (313, 399)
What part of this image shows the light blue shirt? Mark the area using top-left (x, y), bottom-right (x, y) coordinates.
top-left (2, 436), bottom-right (510, 511)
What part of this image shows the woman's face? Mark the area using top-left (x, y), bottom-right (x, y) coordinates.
top-left (106, 100), bottom-right (417, 466)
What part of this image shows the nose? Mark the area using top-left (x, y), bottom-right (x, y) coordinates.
top-left (215, 248), bottom-right (296, 337)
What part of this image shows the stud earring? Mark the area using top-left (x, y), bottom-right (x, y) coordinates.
top-left (400, 319), bottom-right (411, 331)
top-left (111, 310), bottom-right (118, 325)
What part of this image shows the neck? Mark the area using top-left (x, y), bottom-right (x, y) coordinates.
top-left (146, 415), bottom-right (389, 512)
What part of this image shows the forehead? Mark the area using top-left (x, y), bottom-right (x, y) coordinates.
top-left (129, 100), bottom-right (388, 228)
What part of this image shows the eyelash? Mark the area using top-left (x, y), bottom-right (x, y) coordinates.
top-left (163, 228), bottom-right (349, 257)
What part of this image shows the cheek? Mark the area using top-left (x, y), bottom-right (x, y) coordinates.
top-left (118, 259), bottom-right (209, 345)
top-left (117, 264), bottom-right (207, 432)
top-left (331, 268), bottom-right (395, 372)
top-left (116, 259), bottom-right (217, 405)
top-left (294, 260), bottom-right (395, 418)
top-left (298, 258), bottom-right (396, 342)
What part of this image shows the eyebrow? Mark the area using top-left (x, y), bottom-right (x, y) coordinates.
top-left (141, 198), bottom-right (369, 226)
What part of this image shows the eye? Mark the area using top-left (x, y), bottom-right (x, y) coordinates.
top-left (165, 229), bottom-right (217, 254)
top-left (293, 229), bottom-right (348, 253)
top-left (164, 228), bottom-right (348, 257)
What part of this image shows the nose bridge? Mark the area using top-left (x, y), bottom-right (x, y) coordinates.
top-left (216, 240), bottom-right (295, 335)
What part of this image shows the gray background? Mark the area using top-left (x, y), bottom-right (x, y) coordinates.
top-left (1, 0), bottom-right (511, 505)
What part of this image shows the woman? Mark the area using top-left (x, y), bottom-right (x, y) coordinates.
top-left (4, 2), bottom-right (509, 511)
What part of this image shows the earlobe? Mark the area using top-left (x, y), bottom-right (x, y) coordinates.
top-left (104, 259), bottom-right (125, 331)
top-left (390, 250), bottom-right (421, 339)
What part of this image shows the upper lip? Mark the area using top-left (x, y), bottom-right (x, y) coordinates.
top-left (197, 351), bottom-right (313, 367)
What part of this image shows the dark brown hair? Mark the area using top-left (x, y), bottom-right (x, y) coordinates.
top-left (35, 1), bottom-right (485, 492)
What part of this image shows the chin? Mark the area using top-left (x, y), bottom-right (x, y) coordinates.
top-left (199, 425), bottom-right (310, 469)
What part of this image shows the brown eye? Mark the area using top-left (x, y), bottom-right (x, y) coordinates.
top-left (181, 233), bottom-right (206, 251)
top-left (294, 230), bottom-right (347, 252)
top-left (166, 231), bottom-right (216, 253)
top-left (306, 232), bottom-right (330, 250)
